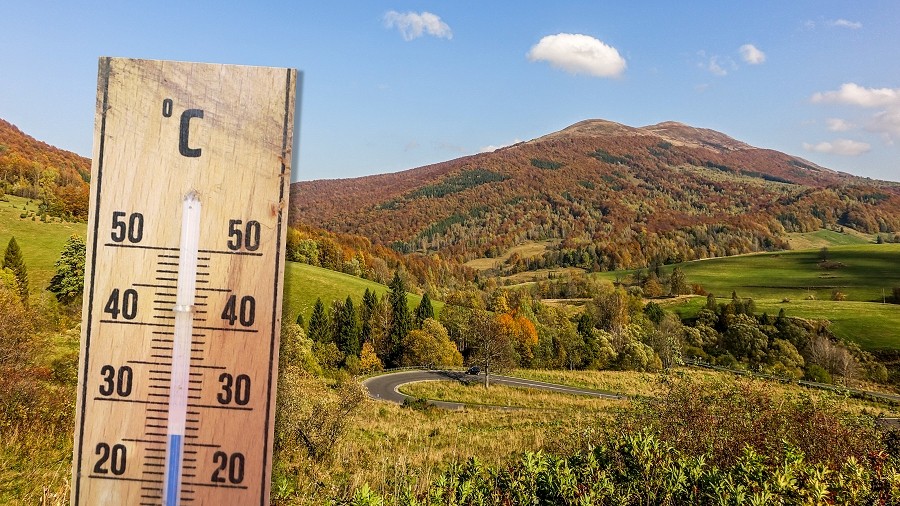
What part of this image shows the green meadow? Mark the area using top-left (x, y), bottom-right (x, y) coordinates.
top-left (590, 239), bottom-right (900, 351)
top-left (665, 296), bottom-right (900, 351)
top-left (596, 242), bottom-right (900, 303)
top-left (0, 195), bottom-right (86, 295)
top-left (282, 262), bottom-right (441, 325)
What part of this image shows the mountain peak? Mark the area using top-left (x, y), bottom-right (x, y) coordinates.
top-left (532, 119), bottom-right (644, 143)
top-left (531, 118), bottom-right (753, 154)
top-left (640, 121), bottom-right (753, 153)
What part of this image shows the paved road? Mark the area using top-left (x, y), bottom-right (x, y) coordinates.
top-left (361, 370), bottom-right (622, 409)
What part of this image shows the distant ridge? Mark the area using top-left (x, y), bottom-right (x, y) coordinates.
top-left (290, 118), bottom-right (900, 270)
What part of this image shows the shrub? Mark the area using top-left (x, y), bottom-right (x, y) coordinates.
top-left (805, 364), bottom-right (832, 383)
top-left (347, 429), bottom-right (899, 505)
top-left (620, 376), bottom-right (880, 469)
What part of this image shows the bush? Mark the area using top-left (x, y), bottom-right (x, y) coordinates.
top-left (620, 376), bottom-right (880, 469)
top-left (347, 429), bottom-right (900, 505)
top-left (805, 364), bottom-right (832, 383)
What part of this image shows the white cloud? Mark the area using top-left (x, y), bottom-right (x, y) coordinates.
top-left (812, 83), bottom-right (900, 108)
top-left (829, 18), bottom-right (862, 29)
top-left (707, 56), bottom-right (728, 76)
top-left (870, 109), bottom-right (900, 138)
top-left (739, 44), bottom-right (766, 64)
top-left (812, 83), bottom-right (900, 140)
top-left (527, 33), bottom-right (626, 78)
top-left (826, 118), bottom-right (854, 132)
top-left (803, 139), bottom-right (871, 156)
top-left (383, 11), bottom-right (452, 41)
top-left (697, 52), bottom-right (734, 76)
top-left (480, 139), bottom-right (523, 153)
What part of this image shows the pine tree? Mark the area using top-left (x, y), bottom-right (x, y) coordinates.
top-left (414, 292), bottom-right (434, 328)
top-left (388, 272), bottom-right (411, 367)
top-left (361, 288), bottom-right (377, 342)
top-left (308, 298), bottom-right (329, 343)
top-left (705, 293), bottom-right (717, 311)
top-left (335, 296), bottom-right (360, 357)
top-left (2, 237), bottom-right (28, 305)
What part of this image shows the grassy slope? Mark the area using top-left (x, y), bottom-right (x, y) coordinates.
top-left (589, 240), bottom-right (900, 351)
top-left (595, 243), bottom-right (900, 302)
top-left (0, 195), bottom-right (86, 295)
top-left (279, 263), bottom-right (443, 326)
top-left (464, 240), bottom-right (556, 271)
top-left (667, 296), bottom-right (900, 350)
top-left (786, 228), bottom-right (873, 250)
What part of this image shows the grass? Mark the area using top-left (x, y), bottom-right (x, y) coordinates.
top-left (277, 368), bottom-right (898, 504)
top-left (786, 228), bottom-right (873, 250)
top-left (595, 243), bottom-right (900, 303)
top-left (464, 240), bottom-right (557, 271)
top-left (587, 243), bottom-right (900, 351)
top-left (275, 373), bottom-right (617, 505)
top-left (282, 263), bottom-right (443, 326)
top-left (501, 266), bottom-right (586, 285)
top-left (666, 295), bottom-right (900, 351)
top-left (0, 195), bottom-right (86, 296)
top-left (398, 380), bottom-right (621, 410)
top-left (0, 423), bottom-right (73, 505)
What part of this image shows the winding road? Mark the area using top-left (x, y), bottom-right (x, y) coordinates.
top-left (362, 369), bottom-right (622, 409)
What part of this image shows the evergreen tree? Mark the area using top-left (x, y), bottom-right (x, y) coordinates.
top-left (388, 272), bottom-right (411, 366)
top-left (576, 312), bottom-right (595, 339)
top-left (705, 293), bottom-right (717, 311)
top-left (414, 292), bottom-right (434, 328)
top-left (308, 298), bottom-right (329, 343)
top-left (335, 295), bottom-right (360, 357)
top-left (2, 237), bottom-right (28, 304)
top-left (361, 287), bottom-right (377, 342)
top-left (669, 267), bottom-right (689, 296)
top-left (48, 235), bottom-right (85, 304)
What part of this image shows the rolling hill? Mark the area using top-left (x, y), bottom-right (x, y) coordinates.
top-left (291, 119), bottom-right (900, 272)
top-left (0, 119), bottom-right (90, 219)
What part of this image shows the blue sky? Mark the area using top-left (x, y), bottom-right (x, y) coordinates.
top-left (1, 1), bottom-right (898, 182)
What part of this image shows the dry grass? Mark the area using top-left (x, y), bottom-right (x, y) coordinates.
top-left (500, 267), bottom-right (586, 285)
top-left (0, 425), bottom-right (72, 505)
top-left (276, 392), bottom-right (614, 504)
top-left (464, 241), bottom-right (557, 271)
top-left (399, 380), bottom-right (622, 410)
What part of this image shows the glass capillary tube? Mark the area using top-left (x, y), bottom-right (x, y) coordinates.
top-left (163, 192), bottom-right (201, 506)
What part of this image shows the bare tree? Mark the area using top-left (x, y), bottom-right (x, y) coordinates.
top-left (469, 309), bottom-right (515, 388)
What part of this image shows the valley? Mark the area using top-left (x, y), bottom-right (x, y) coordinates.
top-left (1, 116), bottom-right (899, 504)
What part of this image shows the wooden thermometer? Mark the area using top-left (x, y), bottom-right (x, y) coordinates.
top-left (71, 58), bottom-right (299, 505)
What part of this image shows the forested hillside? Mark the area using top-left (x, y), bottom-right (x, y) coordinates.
top-left (291, 119), bottom-right (900, 271)
top-left (0, 119), bottom-right (90, 220)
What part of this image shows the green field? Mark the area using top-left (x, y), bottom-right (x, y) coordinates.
top-left (786, 228), bottom-right (873, 250)
top-left (588, 242), bottom-right (900, 351)
top-left (282, 262), bottom-right (441, 325)
top-left (0, 195), bottom-right (87, 295)
top-left (665, 296), bottom-right (900, 351)
top-left (596, 243), bottom-right (900, 303)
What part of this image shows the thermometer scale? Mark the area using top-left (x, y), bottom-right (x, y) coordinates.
top-left (71, 58), bottom-right (299, 505)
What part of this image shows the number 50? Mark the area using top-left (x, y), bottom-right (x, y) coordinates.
top-left (226, 219), bottom-right (260, 251)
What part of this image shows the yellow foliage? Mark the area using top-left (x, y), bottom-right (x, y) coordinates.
top-left (497, 311), bottom-right (539, 364)
top-left (359, 342), bottom-right (383, 373)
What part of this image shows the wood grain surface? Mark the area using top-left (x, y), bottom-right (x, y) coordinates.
top-left (71, 58), bottom-right (297, 506)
